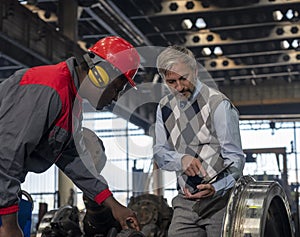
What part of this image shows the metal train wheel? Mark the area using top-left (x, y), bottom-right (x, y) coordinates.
top-left (222, 176), bottom-right (295, 237)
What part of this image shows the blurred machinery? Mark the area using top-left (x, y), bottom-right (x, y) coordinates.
top-left (36, 197), bottom-right (146, 237)
top-left (39, 205), bottom-right (82, 237)
top-left (36, 194), bottom-right (172, 237)
top-left (127, 194), bottom-right (173, 237)
top-left (243, 147), bottom-right (289, 186)
top-left (35, 177), bottom-right (296, 237)
top-left (35, 144), bottom-right (297, 237)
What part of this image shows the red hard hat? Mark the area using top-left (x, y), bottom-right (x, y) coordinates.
top-left (88, 36), bottom-right (140, 88)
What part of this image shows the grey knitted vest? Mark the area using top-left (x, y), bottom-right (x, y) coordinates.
top-left (160, 83), bottom-right (232, 182)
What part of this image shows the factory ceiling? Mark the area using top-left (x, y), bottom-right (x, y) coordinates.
top-left (0, 0), bottom-right (300, 132)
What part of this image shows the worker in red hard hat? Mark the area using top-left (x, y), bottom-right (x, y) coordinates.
top-left (79, 36), bottom-right (140, 110)
top-left (0, 36), bottom-right (140, 237)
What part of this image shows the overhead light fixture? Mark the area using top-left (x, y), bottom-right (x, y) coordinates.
top-left (195, 18), bottom-right (206, 29)
top-left (19, 0), bottom-right (37, 4)
top-left (181, 19), bottom-right (193, 30)
top-left (202, 47), bottom-right (211, 56)
top-left (273, 10), bottom-right (283, 21)
top-left (214, 46), bottom-right (223, 56)
top-left (280, 40), bottom-right (290, 49)
top-left (291, 39), bottom-right (299, 48)
top-left (286, 9), bottom-right (296, 20)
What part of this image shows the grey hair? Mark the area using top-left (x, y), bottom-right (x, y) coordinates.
top-left (156, 45), bottom-right (197, 79)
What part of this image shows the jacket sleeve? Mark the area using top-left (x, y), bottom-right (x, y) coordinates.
top-left (55, 134), bottom-right (112, 204)
top-left (0, 81), bottom-right (62, 215)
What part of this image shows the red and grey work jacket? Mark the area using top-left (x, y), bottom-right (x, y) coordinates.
top-left (0, 57), bottom-right (111, 215)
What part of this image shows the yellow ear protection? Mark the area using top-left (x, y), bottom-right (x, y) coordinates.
top-left (88, 65), bottom-right (110, 88)
top-left (83, 53), bottom-right (110, 88)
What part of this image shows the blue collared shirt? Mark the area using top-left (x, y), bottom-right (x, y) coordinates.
top-left (153, 80), bottom-right (245, 196)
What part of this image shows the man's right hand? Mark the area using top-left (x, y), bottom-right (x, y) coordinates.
top-left (181, 155), bottom-right (207, 177)
top-left (0, 213), bottom-right (23, 237)
top-left (103, 196), bottom-right (140, 231)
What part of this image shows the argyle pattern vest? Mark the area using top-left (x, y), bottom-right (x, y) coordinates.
top-left (160, 83), bottom-right (232, 185)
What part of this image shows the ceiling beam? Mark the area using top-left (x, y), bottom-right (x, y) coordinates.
top-left (0, 0), bottom-right (85, 68)
top-left (147, 0), bottom-right (300, 17)
top-left (220, 80), bottom-right (300, 106)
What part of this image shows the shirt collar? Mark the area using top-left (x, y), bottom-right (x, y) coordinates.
top-left (190, 78), bottom-right (202, 101)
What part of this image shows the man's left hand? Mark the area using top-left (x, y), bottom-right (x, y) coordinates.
top-left (183, 183), bottom-right (215, 200)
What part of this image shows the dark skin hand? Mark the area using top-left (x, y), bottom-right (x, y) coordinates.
top-left (103, 196), bottom-right (140, 231)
